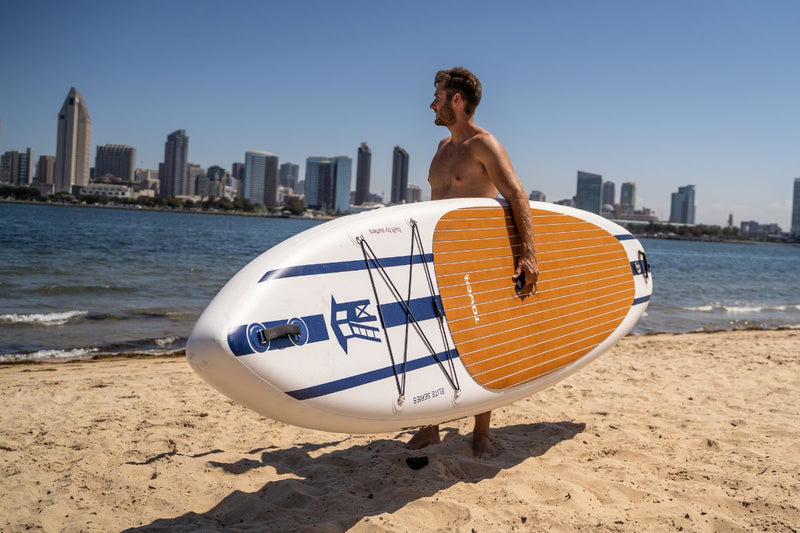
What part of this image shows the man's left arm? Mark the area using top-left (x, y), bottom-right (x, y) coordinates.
top-left (477, 136), bottom-right (540, 290)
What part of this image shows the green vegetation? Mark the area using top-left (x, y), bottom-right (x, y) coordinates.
top-left (0, 184), bottom-right (259, 213)
top-left (621, 220), bottom-right (798, 243)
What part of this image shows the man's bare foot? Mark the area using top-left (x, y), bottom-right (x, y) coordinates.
top-left (472, 431), bottom-right (494, 456)
top-left (406, 425), bottom-right (441, 449)
top-left (472, 411), bottom-right (493, 456)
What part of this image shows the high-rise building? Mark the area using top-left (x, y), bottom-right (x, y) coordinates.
top-left (355, 142), bottom-right (372, 205)
top-left (187, 163), bottom-right (205, 197)
top-left (305, 157), bottom-right (330, 210)
top-left (244, 151), bottom-right (279, 206)
top-left (670, 185), bottom-right (696, 224)
top-left (602, 181), bottom-right (615, 206)
top-left (1, 149), bottom-right (34, 185)
top-left (279, 162), bottom-right (299, 191)
top-left (55, 87), bottom-right (92, 192)
top-left (94, 144), bottom-right (136, 181)
top-left (159, 130), bottom-right (189, 197)
top-left (36, 155), bottom-right (55, 184)
top-left (331, 156), bottom-right (352, 213)
top-left (391, 145), bottom-right (409, 204)
top-left (407, 184), bottom-right (422, 203)
top-left (620, 182), bottom-right (636, 212)
top-left (304, 156), bottom-right (351, 211)
top-left (791, 178), bottom-right (800, 237)
top-left (576, 171), bottom-right (602, 214)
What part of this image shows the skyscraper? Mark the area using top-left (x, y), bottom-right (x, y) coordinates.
top-left (55, 87), bottom-right (92, 193)
top-left (95, 144), bottom-right (136, 181)
top-left (670, 185), bottom-right (696, 224)
top-left (244, 151), bottom-right (279, 206)
top-left (355, 142), bottom-right (372, 205)
top-left (576, 171), bottom-right (602, 214)
top-left (304, 156), bottom-right (351, 211)
top-left (331, 156), bottom-right (352, 213)
top-left (791, 178), bottom-right (800, 237)
top-left (304, 157), bottom-right (331, 210)
top-left (391, 145), bottom-right (409, 204)
top-left (620, 182), bottom-right (636, 212)
top-left (279, 162), bottom-right (299, 191)
top-left (602, 181), bottom-right (615, 207)
top-left (1, 149), bottom-right (34, 185)
top-left (36, 155), bottom-right (55, 184)
top-left (159, 130), bottom-right (189, 197)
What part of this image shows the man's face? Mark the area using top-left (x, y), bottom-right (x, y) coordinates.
top-left (431, 83), bottom-right (456, 126)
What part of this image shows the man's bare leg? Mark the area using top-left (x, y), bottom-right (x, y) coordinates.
top-left (406, 424), bottom-right (441, 449)
top-left (472, 411), bottom-right (493, 456)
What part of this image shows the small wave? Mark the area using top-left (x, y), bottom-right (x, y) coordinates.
top-left (32, 284), bottom-right (136, 295)
top-left (683, 303), bottom-right (800, 314)
top-left (0, 347), bottom-right (98, 363)
top-left (723, 305), bottom-right (766, 314)
top-left (685, 305), bottom-right (714, 312)
top-left (0, 310), bottom-right (89, 326)
top-left (155, 336), bottom-right (180, 348)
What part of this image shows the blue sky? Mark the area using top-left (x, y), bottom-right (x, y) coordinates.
top-left (2, 0), bottom-right (798, 227)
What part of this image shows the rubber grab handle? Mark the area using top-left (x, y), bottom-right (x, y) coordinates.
top-left (257, 323), bottom-right (302, 345)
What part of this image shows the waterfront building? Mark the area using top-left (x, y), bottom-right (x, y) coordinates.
top-left (528, 190), bottom-right (546, 202)
top-left (331, 156), bottom-right (352, 213)
top-left (244, 151), bottom-right (279, 206)
top-left (670, 185), bottom-right (696, 225)
top-left (279, 162), bottom-right (299, 191)
top-left (355, 142), bottom-right (372, 205)
top-left (159, 130), bottom-right (189, 197)
top-left (55, 88), bottom-right (92, 193)
top-left (36, 155), bottom-right (55, 184)
top-left (391, 146), bottom-right (410, 204)
top-left (304, 156), bottom-right (351, 212)
top-left (407, 184), bottom-right (422, 203)
top-left (620, 182), bottom-right (636, 213)
top-left (187, 163), bottom-right (205, 197)
top-left (80, 182), bottom-right (133, 199)
top-left (792, 178), bottom-right (800, 237)
top-left (304, 157), bottom-right (331, 210)
top-left (602, 181), bottom-right (615, 206)
top-left (576, 171), bottom-right (602, 214)
top-left (1, 148), bottom-right (34, 185)
top-left (94, 144), bottom-right (135, 182)
top-left (134, 168), bottom-right (160, 194)
top-left (741, 221), bottom-right (783, 238)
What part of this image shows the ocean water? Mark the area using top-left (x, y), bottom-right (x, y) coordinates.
top-left (1, 202), bottom-right (798, 362)
top-left (0, 203), bottom-right (323, 362)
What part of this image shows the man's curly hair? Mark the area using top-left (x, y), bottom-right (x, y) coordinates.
top-left (434, 67), bottom-right (482, 117)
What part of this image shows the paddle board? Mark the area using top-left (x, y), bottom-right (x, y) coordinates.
top-left (186, 198), bottom-right (652, 433)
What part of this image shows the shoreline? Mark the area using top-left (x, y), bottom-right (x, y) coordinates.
top-left (3, 198), bottom-right (797, 245)
top-left (1, 329), bottom-right (797, 531)
top-left (3, 324), bottom-right (799, 366)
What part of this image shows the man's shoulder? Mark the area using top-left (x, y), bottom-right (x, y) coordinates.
top-left (466, 129), bottom-right (502, 154)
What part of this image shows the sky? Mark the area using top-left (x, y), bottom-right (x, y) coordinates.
top-left (1, 0), bottom-right (798, 227)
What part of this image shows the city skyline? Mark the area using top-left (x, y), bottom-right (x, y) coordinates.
top-left (1, 1), bottom-right (798, 227)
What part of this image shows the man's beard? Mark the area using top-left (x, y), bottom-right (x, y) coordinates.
top-left (434, 100), bottom-right (456, 126)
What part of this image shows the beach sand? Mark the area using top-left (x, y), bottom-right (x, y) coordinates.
top-left (1, 330), bottom-right (798, 532)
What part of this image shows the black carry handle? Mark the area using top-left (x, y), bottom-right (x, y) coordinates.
top-left (514, 272), bottom-right (538, 296)
top-left (257, 323), bottom-right (302, 345)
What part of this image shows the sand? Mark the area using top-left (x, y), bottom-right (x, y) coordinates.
top-left (1, 329), bottom-right (798, 532)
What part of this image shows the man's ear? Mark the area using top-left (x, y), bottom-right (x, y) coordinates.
top-left (451, 91), bottom-right (463, 108)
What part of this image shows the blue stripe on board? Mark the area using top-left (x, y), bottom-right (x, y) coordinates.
top-left (615, 234), bottom-right (637, 241)
top-left (260, 253), bottom-right (435, 283)
top-left (633, 295), bottom-right (651, 306)
top-left (379, 296), bottom-right (442, 328)
top-left (286, 349), bottom-right (460, 400)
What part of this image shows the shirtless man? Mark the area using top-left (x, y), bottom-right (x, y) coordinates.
top-left (406, 67), bottom-right (539, 456)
